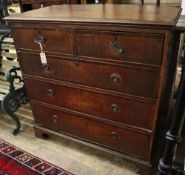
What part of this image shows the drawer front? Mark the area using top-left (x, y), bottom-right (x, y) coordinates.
top-left (12, 28), bottom-right (73, 55)
top-left (25, 78), bottom-right (156, 130)
top-left (19, 52), bottom-right (159, 99)
top-left (76, 30), bottom-right (164, 65)
top-left (32, 0), bottom-right (65, 9)
top-left (32, 103), bottom-right (150, 159)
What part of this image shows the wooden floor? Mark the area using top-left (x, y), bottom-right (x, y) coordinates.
top-left (0, 106), bottom-right (139, 175)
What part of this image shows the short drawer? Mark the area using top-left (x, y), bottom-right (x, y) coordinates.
top-left (25, 78), bottom-right (156, 130)
top-left (76, 30), bottom-right (164, 66)
top-left (19, 52), bottom-right (159, 99)
top-left (32, 103), bottom-right (151, 159)
top-left (12, 28), bottom-right (73, 55)
top-left (31, 0), bottom-right (65, 9)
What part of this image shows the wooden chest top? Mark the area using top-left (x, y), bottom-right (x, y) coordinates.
top-left (5, 4), bottom-right (181, 27)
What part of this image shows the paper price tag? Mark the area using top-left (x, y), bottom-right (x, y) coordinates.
top-left (40, 52), bottom-right (47, 64)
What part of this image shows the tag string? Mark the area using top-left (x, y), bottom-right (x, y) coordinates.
top-left (39, 43), bottom-right (44, 53)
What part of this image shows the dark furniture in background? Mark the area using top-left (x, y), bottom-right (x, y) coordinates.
top-left (21, 0), bottom-right (160, 10)
top-left (157, 16), bottom-right (185, 175)
top-left (5, 4), bottom-right (181, 174)
top-left (21, 0), bottom-right (78, 10)
top-left (0, 0), bottom-right (11, 54)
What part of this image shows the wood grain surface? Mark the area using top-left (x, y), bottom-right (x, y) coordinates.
top-left (5, 4), bottom-right (181, 26)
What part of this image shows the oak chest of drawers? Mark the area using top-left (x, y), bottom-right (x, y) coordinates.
top-left (5, 4), bottom-right (181, 173)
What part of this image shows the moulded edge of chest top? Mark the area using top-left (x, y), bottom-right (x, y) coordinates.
top-left (9, 21), bottom-right (173, 34)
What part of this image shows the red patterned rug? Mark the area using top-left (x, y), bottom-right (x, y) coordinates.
top-left (0, 139), bottom-right (75, 175)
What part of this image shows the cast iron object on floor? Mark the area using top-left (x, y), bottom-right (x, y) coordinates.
top-left (158, 31), bottom-right (185, 174)
top-left (1, 67), bottom-right (28, 135)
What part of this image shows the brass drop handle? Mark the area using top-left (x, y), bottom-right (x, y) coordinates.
top-left (51, 115), bottom-right (58, 122)
top-left (110, 131), bottom-right (119, 139)
top-left (110, 74), bottom-right (121, 84)
top-left (110, 41), bottom-right (124, 54)
top-left (47, 89), bottom-right (54, 97)
top-left (35, 35), bottom-right (45, 45)
top-left (111, 104), bottom-right (120, 112)
top-left (42, 64), bottom-right (50, 71)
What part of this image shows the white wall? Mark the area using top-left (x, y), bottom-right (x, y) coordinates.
top-left (181, 0), bottom-right (185, 14)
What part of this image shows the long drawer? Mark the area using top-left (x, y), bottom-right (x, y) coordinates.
top-left (24, 78), bottom-right (156, 130)
top-left (19, 52), bottom-right (159, 99)
top-left (12, 28), bottom-right (73, 55)
top-left (31, 102), bottom-right (151, 159)
top-left (76, 30), bottom-right (164, 66)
